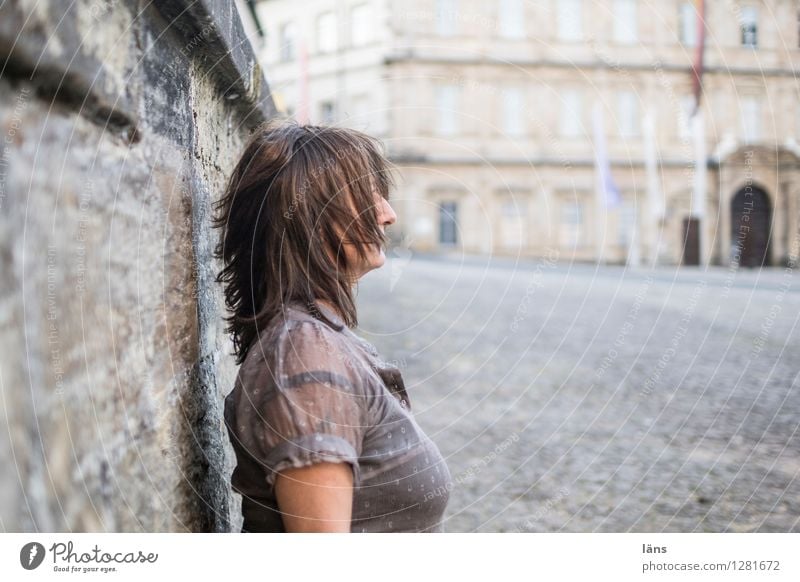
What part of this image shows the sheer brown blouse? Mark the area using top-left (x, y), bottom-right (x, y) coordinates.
top-left (223, 299), bottom-right (452, 532)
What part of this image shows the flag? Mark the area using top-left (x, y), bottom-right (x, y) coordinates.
top-left (691, 0), bottom-right (706, 113)
top-left (592, 103), bottom-right (620, 209)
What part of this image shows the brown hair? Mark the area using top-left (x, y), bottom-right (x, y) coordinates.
top-left (212, 119), bottom-right (396, 365)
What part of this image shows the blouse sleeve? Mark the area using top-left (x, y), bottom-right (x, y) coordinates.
top-left (254, 320), bottom-right (367, 495)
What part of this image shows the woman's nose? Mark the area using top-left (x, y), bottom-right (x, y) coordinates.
top-left (380, 199), bottom-right (397, 226)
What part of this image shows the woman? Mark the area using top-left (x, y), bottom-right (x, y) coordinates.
top-left (213, 119), bottom-right (453, 532)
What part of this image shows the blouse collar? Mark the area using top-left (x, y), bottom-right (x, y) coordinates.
top-left (306, 299), bottom-right (345, 332)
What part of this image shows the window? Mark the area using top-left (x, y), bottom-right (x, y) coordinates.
top-left (678, 94), bottom-right (695, 140)
top-left (351, 4), bottom-right (371, 47)
top-left (559, 89), bottom-right (583, 137)
top-left (279, 21), bottom-right (297, 62)
top-left (499, 0), bottom-right (525, 39)
top-left (439, 201), bottom-right (458, 245)
top-left (348, 94), bottom-right (370, 129)
top-left (560, 198), bottom-right (583, 248)
top-left (435, 85), bottom-right (459, 136)
top-left (557, 0), bottom-right (583, 41)
top-left (316, 12), bottom-right (337, 53)
top-left (741, 6), bottom-right (758, 48)
top-left (500, 198), bottom-right (528, 249)
top-left (618, 201), bottom-right (637, 246)
top-left (436, 0), bottom-right (457, 36)
top-left (679, 2), bottom-right (697, 46)
top-left (613, 0), bottom-right (637, 44)
top-left (320, 100), bottom-right (336, 124)
top-left (502, 88), bottom-right (525, 137)
top-left (616, 91), bottom-right (639, 137)
top-left (741, 96), bottom-right (761, 143)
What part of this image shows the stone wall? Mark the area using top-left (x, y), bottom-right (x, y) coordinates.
top-left (0, 0), bottom-right (275, 532)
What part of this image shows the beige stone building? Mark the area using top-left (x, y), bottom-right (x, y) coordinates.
top-left (255, 0), bottom-right (800, 267)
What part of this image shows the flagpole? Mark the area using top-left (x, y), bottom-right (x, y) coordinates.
top-left (690, 0), bottom-right (707, 267)
top-left (643, 109), bottom-right (663, 268)
top-left (593, 103), bottom-right (604, 264)
top-left (594, 158), bottom-right (604, 265)
top-left (627, 223), bottom-right (641, 268)
top-left (692, 109), bottom-right (707, 266)
top-left (592, 102), bottom-right (620, 265)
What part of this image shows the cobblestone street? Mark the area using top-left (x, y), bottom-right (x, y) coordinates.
top-left (355, 253), bottom-right (800, 532)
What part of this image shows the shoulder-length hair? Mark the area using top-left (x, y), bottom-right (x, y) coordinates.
top-left (212, 118), bottom-right (396, 365)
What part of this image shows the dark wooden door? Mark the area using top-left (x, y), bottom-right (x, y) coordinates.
top-left (731, 187), bottom-right (771, 267)
top-left (682, 217), bottom-right (700, 266)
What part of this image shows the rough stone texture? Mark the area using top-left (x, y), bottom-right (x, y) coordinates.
top-left (0, 0), bottom-right (274, 532)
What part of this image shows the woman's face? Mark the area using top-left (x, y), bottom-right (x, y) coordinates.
top-left (340, 190), bottom-right (397, 281)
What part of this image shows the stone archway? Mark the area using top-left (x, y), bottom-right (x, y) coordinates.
top-left (730, 185), bottom-right (772, 267)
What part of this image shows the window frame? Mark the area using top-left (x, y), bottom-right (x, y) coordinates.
top-left (740, 95), bottom-right (761, 143)
top-left (679, 2), bottom-right (697, 47)
top-left (559, 89), bottom-right (584, 138)
top-left (279, 21), bottom-right (297, 62)
top-left (740, 5), bottom-right (758, 48)
top-left (559, 196), bottom-right (585, 249)
top-left (435, 0), bottom-right (458, 37)
top-left (498, 0), bottom-right (525, 40)
top-left (315, 11), bottom-right (338, 54)
top-left (350, 3), bottom-right (371, 47)
top-left (501, 87), bottom-right (526, 137)
top-left (319, 100), bottom-right (337, 124)
top-left (557, 0), bottom-right (583, 42)
top-left (612, 0), bottom-right (638, 44)
top-left (435, 84), bottom-right (460, 136)
top-left (616, 90), bottom-right (640, 138)
top-left (438, 200), bottom-right (459, 245)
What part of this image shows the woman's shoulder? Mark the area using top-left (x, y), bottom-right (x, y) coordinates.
top-left (228, 303), bottom-right (364, 414)
top-left (240, 301), bottom-right (364, 386)
top-left (244, 300), bottom-right (339, 354)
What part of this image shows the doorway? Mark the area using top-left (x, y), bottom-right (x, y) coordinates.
top-left (681, 217), bottom-right (700, 266)
top-left (438, 201), bottom-right (458, 246)
top-left (730, 186), bottom-right (772, 267)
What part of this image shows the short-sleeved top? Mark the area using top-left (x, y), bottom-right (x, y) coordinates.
top-left (223, 299), bottom-right (452, 532)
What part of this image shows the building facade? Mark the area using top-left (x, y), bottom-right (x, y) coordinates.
top-left (256, 0), bottom-right (800, 267)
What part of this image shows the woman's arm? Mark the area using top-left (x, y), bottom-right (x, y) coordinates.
top-left (274, 462), bottom-right (354, 532)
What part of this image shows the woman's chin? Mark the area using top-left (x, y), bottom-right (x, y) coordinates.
top-left (372, 249), bottom-right (386, 269)
top-left (356, 246), bottom-right (386, 277)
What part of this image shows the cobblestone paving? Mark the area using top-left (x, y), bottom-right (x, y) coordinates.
top-left (354, 253), bottom-right (800, 532)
